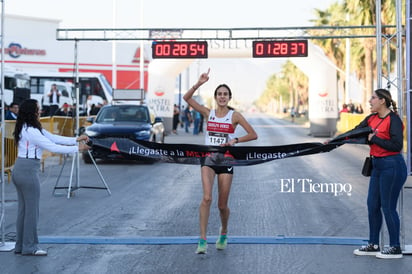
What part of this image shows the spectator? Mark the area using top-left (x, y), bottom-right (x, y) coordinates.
top-left (172, 104), bottom-right (180, 134)
top-left (199, 111), bottom-right (204, 133)
top-left (55, 103), bottom-right (73, 117)
top-left (340, 104), bottom-right (350, 113)
top-left (47, 84), bottom-right (61, 116)
top-left (89, 103), bottom-right (103, 116)
top-left (355, 104), bottom-right (364, 114)
top-left (347, 100), bottom-right (355, 113)
top-left (192, 109), bottom-right (201, 135)
top-left (184, 106), bottom-right (192, 133)
top-left (290, 106), bottom-right (296, 123)
top-left (5, 102), bottom-right (19, 120)
top-left (179, 106), bottom-right (185, 128)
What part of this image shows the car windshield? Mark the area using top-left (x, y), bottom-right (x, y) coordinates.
top-left (96, 105), bottom-right (149, 123)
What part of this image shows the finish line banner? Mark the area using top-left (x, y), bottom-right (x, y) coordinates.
top-left (89, 127), bottom-right (371, 166)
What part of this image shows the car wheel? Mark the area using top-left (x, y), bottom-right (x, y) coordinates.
top-left (82, 151), bottom-right (92, 164)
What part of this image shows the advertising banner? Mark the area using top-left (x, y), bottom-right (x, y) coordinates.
top-left (90, 127), bottom-right (371, 166)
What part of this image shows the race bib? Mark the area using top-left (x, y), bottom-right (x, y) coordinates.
top-left (207, 132), bottom-right (228, 145)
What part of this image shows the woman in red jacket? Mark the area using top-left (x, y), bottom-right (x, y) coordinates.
top-left (353, 88), bottom-right (407, 259)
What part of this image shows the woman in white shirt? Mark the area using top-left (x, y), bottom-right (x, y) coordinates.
top-left (184, 69), bottom-right (257, 254)
top-left (12, 99), bottom-right (89, 256)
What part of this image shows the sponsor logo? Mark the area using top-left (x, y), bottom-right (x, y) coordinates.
top-left (132, 47), bottom-right (151, 63)
top-left (5, 42), bottom-right (46, 58)
top-left (206, 121), bottom-right (235, 133)
top-left (154, 90), bottom-right (165, 96)
top-left (110, 141), bottom-right (120, 152)
top-left (224, 150), bottom-right (234, 158)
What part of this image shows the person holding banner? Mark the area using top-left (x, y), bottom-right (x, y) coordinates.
top-left (184, 69), bottom-right (258, 254)
top-left (12, 99), bottom-right (90, 256)
top-left (352, 89), bottom-right (407, 259)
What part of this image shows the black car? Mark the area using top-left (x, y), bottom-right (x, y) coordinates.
top-left (82, 104), bottom-right (165, 163)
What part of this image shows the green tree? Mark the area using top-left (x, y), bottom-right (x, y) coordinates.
top-left (310, 3), bottom-right (347, 68)
top-left (281, 61), bottom-right (308, 112)
top-left (310, 3), bottom-right (347, 100)
top-left (310, 0), bottom-right (397, 109)
top-left (258, 0), bottom-right (399, 114)
top-left (256, 74), bottom-right (289, 112)
top-left (256, 61), bottom-right (307, 114)
top-left (344, 0), bottom-right (377, 108)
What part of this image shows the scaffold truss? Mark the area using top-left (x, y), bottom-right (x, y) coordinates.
top-left (56, 25), bottom-right (398, 41)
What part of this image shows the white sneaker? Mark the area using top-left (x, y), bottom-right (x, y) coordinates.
top-left (22, 249), bottom-right (48, 256)
top-left (353, 244), bottom-right (380, 256)
top-left (376, 246), bottom-right (403, 259)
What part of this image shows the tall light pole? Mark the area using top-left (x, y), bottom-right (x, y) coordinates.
top-left (0, 0), bottom-right (14, 252)
top-left (139, 0), bottom-right (144, 91)
top-left (112, 0), bottom-right (117, 89)
top-left (345, 14), bottom-right (351, 104)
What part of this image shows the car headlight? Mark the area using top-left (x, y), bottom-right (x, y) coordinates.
top-left (85, 129), bottom-right (99, 137)
top-left (135, 130), bottom-right (151, 137)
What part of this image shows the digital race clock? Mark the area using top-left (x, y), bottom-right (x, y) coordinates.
top-left (252, 40), bottom-right (308, 58)
top-left (152, 41), bottom-right (208, 59)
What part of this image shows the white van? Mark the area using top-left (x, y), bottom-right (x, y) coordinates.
top-left (27, 81), bottom-right (74, 116)
top-left (1, 67), bottom-right (30, 106)
top-left (27, 70), bottom-right (113, 115)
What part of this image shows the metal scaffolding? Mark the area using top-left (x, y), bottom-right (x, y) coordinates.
top-left (56, 25), bottom-right (396, 41)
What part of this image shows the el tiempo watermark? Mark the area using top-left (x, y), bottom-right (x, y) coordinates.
top-left (280, 178), bottom-right (352, 196)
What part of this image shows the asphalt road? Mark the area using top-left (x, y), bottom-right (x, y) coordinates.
top-left (1, 113), bottom-right (412, 274)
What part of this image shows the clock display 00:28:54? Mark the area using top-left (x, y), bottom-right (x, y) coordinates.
top-left (152, 41), bottom-right (208, 58)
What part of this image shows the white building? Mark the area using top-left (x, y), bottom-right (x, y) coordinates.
top-left (2, 14), bottom-right (150, 90)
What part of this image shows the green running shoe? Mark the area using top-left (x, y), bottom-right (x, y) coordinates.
top-left (216, 233), bottom-right (227, 250)
top-left (196, 238), bottom-right (208, 254)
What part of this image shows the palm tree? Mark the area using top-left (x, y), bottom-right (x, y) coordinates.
top-left (344, 0), bottom-right (377, 108)
top-left (280, 61), bottom-right (308, 113)
top-left (259, 0), bottom-right (399, 114)
top-left (256, 74), bottom-right (289, 113)
top-left (310, 3), bottom-right (347, 102)
top-left (310, 3), bottom-right (347, 68)
top-left (311, 0), bottom-right (397, 109)
top-left (344, 0), bottom-right (397, 108)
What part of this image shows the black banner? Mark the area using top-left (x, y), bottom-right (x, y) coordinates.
top-left (89, 127), bottom-right (371, 166)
